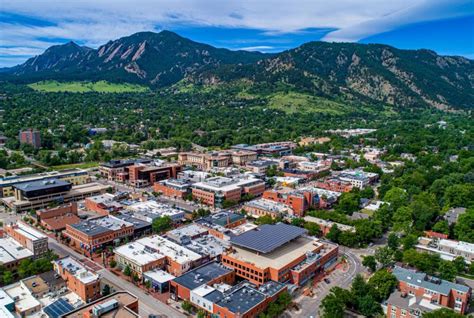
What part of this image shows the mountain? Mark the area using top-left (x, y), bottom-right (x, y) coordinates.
top-left (192, 41), bottom-right (474, 110)
top-left (2, 31), bottom-right (473, 110)
top-left (5, 31), bottom-right (267, 87)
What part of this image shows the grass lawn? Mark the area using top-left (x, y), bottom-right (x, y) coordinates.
top-left (28, 80), bottom-right (149, 93)
top-left (267, 91), bottom-right (349, 114)
top-left (51, 162), bottom-right (100, 170)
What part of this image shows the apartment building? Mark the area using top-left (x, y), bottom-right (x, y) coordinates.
top-left (222, 223), bottom-right (339, 287)
top-left (390, 266), bottom-right (471, 316)
top-left (192, 176), bottom-right (265, 207)
top-left (53, 256), bottom-right (101, 303)
top-left (19, 129), bottom-right (41, 149)
top-left (0, 168), bottom-right (89, 198)
top-left (4, 221), bottom-right (48, 259)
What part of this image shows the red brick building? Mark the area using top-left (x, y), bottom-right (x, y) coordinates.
top-left (314, 178), bottom-right (353, 193)
top-left (37, 202), bottom-right (80, 231)
top-left (19, 129), bottom-right (41, 149)
top-left (388, 266), bottom-right (471, 316)
top-left (153, 179), bottom-right (191, 199)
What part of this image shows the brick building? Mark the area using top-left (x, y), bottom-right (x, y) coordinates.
top-left (36, 202), bottom-right (80, 231)
top-left (19, 129), bottom-right (41, 149)
top-left (4, 221), bottom-right (48, 259)
top-left (222, 223), bottom-right (338, 287)
top-left (53, 256), bottom-right (101, 303)
top-left (192, 176), bottom-right (265, 208)
top-left (243, 198), bottom-right (293, 219)
top-left (84, 193), bottom-right (123, 215)
top-left (387, 266), bottom-right (471, 316)
top-left (314, 178), bottom-right (353, 193)
top-left (153, 178), bottom-right (192, 199)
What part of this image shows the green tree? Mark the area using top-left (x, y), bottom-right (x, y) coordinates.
top-left (182, 301), bottom-right (193, 313)
top-left (387, 233), bottom-right (400, 250)
top-left (291, 218), bottom-right (305, 227)
top-left (422, 308), bottom-right (464, 318)
top-left (152, 216), bottom-right (173, 233)
top-left (336, 192), bottom-right (360, 214)
top-left (432, 220), bottom-right (450, 234)
top-left (2, 271), bottom-right (13, 285)
top-left (438, 260), bottom-right (457, 281)
top-left (123, 265), bottom-right (132, 277)
top-left (368, 269), bottom-right (398, 301)
top-left (102, 284), bottom-right (111, 296)
top-left (374, 246), bottom-right (394, 268)
top-left (383, 187), bottom-right (408, 210)
top-left (362, 255), bottom-right (377, 272)
top-left (326, 224), bottom-right (341, 243)
top-left (304, 222), bottom-right (322, 236)
top-left (256, 215), bottom-right (276, 225)
top-left (321, 287), bottom-right (349, 318)
top-left (357, 294), bottom-right (382, 317)
top-left (453, 208), bottom-right (474, 243)
top-left (452, 256), bottom-right (466, 274)
top-left (392, 206), bottom-right (413, 233)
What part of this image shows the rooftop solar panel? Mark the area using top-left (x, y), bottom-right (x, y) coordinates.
top-left (230, 223), bottom-right (306, 254)
top-left (43, 298), bottom-right (74, 318)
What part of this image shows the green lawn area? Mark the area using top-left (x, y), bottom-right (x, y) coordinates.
top-left (51, 162), bottom-right (100, 170)
top-left (28, 80), bottom-right (149, 93)
top-left (267, 91), bottom-right (349, 114)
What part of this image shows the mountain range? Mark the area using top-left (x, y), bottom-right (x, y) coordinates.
top-left (2, 30), bottom-right (473, 110)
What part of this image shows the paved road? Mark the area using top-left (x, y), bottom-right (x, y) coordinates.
top-left (294, 248), bottom-right (365, 318)
top-left (48, 238), bottom-right (185, 318)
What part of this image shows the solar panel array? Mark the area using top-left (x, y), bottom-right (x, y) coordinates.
top-left (43, 298), bottom-right (75, 318)
top-left (230, 223), bottom-right (306, 253)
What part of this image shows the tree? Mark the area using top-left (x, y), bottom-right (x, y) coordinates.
top-left (362, 255), bottom-right (377, 272)
top-left (2, 271), bottom-right (13, 285)
top-left (336, 192), bottom-right (360, 214)
top-left (367, 269), bottom-right (398, 301)
top-left (326, 225), bottom-right (341, 243)
top-left (392, 206), bottom-right (413, 233)
top-left (256, 215), bottom-right (276, 225)
top-left (432, 220), bottom-right (450, 234)
top-left (222, 199), bottom-right (238, 209)
top-left (102, 284), bottom-right (111, 296)
top-left (383, 187), bottom-right (408, 210)
top-left (387, 233), bottom-right (400, 250)
top-left (321, 287), bottom-right (349, 318)
top-left (145, 280), bottom-right (152, 290)
top-left (351, 274), bottom-right (370, 298)
top-left (152, 216), bottom-right (173, 233)
top-left (123, 265), bottom-right (132, 277)
top-left (374, 246), bottom-right (394, 268)
top-left (454, 208), bottom-right (474, 243)
top-left (438, 261), bottom-right (457, 281)
top-left (291, 217), bottom-right (305, 227)
top-left (132, 273), bottom-right (140, 283)
top-left (182, 301), bottom-right (193, 313)
top-left (357, 294), bottom-right (382, 318)
top-left (422, 308), bottom-right (464, 318)
top-left (452, 256), bottom-right (466, 274)
top-left (304, 222), bottom-right (322, 236)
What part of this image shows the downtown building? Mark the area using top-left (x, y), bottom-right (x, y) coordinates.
top-left (4, 221), bottom-right (48, 259)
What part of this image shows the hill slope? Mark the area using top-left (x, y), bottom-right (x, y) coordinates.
top-left (191, 42), bottom-right (474, 110)
top-left (2, 32), bottom-right (473, 110)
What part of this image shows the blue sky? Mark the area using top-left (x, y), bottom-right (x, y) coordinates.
top-left (1, 0), bottom-right (473, 67)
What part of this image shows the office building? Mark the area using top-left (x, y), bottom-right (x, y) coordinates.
top-left (99, 158), bottom-right (151, 182)
top-left (222, 223), bottom-right (338, 286)
top-left (153, 178), bottom-right (192, 199)
top-left (0, 168), bottom-right (89, 198)
top-left (178, 150), bottom-right (257, 171)
top-left (192, 176), bottom-right (265, 208)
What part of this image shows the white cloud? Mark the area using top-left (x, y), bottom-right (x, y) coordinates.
top-left (237, 45), bottom-right (275, 51)
top-left (0, 0), bottom-right (472, 66)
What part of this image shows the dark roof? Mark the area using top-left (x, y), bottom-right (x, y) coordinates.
top-left (116, 213), bottom-right (151, 230)
top-left (214, 283), bottom-right (266, 315)
top-left (230, 223), bottom-right (306, 254)
top-left (172, 261), bottom-right (232, 290)
top-left (199, 212), bottom-right (245, 227)
top-left (393, 266), bottom-right (470, 295)
top-left (100, 158), bottom-right (151, 168)
top-left (39, 270), bottom-right (66, 288)
top-left (44, 298), bottom-right (74, 318)
top-left (14, 178), bottom-right (71, 192)
top-left (70, 220), bottom-right (110, 236)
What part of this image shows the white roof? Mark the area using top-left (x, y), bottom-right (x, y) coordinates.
top-left (114, 241), bottom-right (165, 266)
top-left (192, 284), bottom-right (216, 297)
top-left (143, 269), bottom-right (175, 283)
top-left (0, 237), bottom-right (34, 264)
top-left (4, 282), bottom-right (41, 313)
top-left (439, 239), bottom-right (474, 253)
top-left (193, 176), bottom-right (262, 193)
top-left (54, 256), bottom-right (99, 284)
top-left (245, 198), bottom-right (292, 214)
top-left (14, 222), bottom-right (48, 240)
top-left (127, 200), bottom-right (183, 217)
top-left (124, 235), bottom-right (202, 264)
top-left (365, 200), bottom-right (389, 211)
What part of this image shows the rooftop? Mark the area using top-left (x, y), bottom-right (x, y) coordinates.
top-left (114, 241), bottom-right (165, 266)
top-left (173, 261), bottom-right (233, 290)
top-left (70, 215), bottom-right (133, 236)
top-left (0, 237), bottom-right (34, 264)
top-left (228, 235), bottom-right (324, 269)
top-left (199, 211), bottom-right (245, 227)
top-left (245, 198), bottom-right (292, 214)
top-left (304, 216), bottom-right (356, 232)
top-left (230, 223), bottom-right (307, 254)
top-left (393, 266), bottom-right (470, 295)
top-left (4, 282), bottom-right (41, 313)
top-left (0, 168), bottom-right (87, 187)
top-left (10, 221), bottom-right (48, 241)
top-left (53, 256), bottom-right (99, 284)
top-left (126, 200), bottom-right (184, 220)
top-left (143, 269), bottom-right (175, 284)
top-left (193, 176), bottom-right (263, 193)
top-left (213, 282), bottom-right (267, 315)
top-left (14, 178), bottom-right (71, 192)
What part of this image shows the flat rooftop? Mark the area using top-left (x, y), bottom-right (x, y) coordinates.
top-left (62, 291), bottom-right (139, 318)
top-left (172, 261), bottom-right (233, 290)
top-left (0, 168), bottom-right (87, 187)
top-left (213, 282), bottom-right (266, 315)
top-left (53, 256), bottom-right (99, 284)
top-left (11, 222), bottom-right (48, 241)
top-left (4, 282), bottom-right (41, 313)
top-left (193, 176), bottom-right (263, 193)
top-left (71, 215), bottom-right (133, 236)
top-left (0, 237), bottom-right (34, 264)
top-left (127, 200), bottom-right (184, 217)
top-left (230, 223), bottom-right (307, 254)
top-left (14, 178), bottom-right (71, 192)
top-left (245, 198), bottom-right (292, 213)
top-left (114, 241), bottom-right (165, 266)
top-left (227, 236), bottom-right (322, 269)
top-left (143, 269), bottom-right (175, 284)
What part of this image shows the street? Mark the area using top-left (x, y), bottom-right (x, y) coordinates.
top-left (47, 238), bottom-right (185, 318)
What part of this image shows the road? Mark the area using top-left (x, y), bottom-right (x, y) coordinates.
top-left (48, 238), bottom-right (185, 318)
top-left (293, 248), bottom-right (365, 318)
